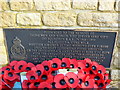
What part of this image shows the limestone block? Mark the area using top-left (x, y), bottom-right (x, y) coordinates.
top-left (0, 12), bottom-right (16, 27)
top-left (43, 12), bottom-right (76, 26)
top-left (115, 0), bottom-right (120, 11)
top-left (10, 0), bottom-right (34, 11)
top-left (78, 12), bottom-right (118, 27)
top-left (17, 13), bottom-right (42, 26)
top-left (111, 70), bottom-right (120, 80)
top-left (34, 0), bottom-right (71, 10)
top-left (99, 0), bottom-right (115, 11)
top-left (72, 0), bottom-right (98, 10)
top-left (0, 0), bottom-right (9, 11)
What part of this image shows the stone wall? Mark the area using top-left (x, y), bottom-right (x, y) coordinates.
top-left (0, 0), bottom-right (119, 88)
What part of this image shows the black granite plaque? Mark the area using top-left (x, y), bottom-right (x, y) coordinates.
top-left (3, 29), bottom-right (117, 68)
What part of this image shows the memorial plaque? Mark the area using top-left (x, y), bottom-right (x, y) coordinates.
top-left (3, 29), bottom-right (117, 68)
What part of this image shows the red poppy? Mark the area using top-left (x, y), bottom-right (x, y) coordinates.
top-left (61, 58), bottom-right (70, 68)
top-left (90, 61), bottom-right (99, 74)
top-left (77, 61), bottom-right (85, 71)
top-left (1, 76), bottom-right (16, 87)
top-left (32, 64), bottom-right (44, 77)
top-left (50, 70), bottom-right (58, 77)
top-left (81, 76), bottom-right (95, 88)
top-left (14, 60), bottom-right (27, 73)
top-left (97, 65), bottom-right (106, 75)
top-left (90, 73), bottom-right (104, 85)
top-left (26, 71), bottom-right (38, 82)
top-left (29, 81), bottom-right (40, 88)
top-left (51, 58), bottom-right (62, 70)
top-left (54, 74), bottom-right (67, 88)
top-left (22, 80), bottom-right (32, 88)
top-left (77, 73), bottom-right (87, 88)
top-left (69, 59), bottom-right (78, 69)
top-left (38, 82), bottom-right (52, 89)
top-left (104, 73), bottom-right (109, 80)
top-left (9, 61), bottom-right (18, 70)
top-left (23, 63), bottom-right (35, 72)
top-left (64, 72), bottom-right (79, 88)
top-left (41, 60), bottom-right (52, 74)
top-left (4, 70), bottom-right (19, 81)
top-left (0, 66), bottom-right (12, 74)
top-left (104, 79), bottom-right (111, 86)
top-left (84, 58), bottom-right (92, 68)
top-left (40, 74), bottom-right (53, 83)
top-left (97, 79), bottom-right (111, 88)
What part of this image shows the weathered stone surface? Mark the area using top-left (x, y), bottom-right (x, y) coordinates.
top-left (0, 29), bottom-right (4, 45)
top-left (78, 12), bottom-right (118, 27)
top-left (0, 46), bottom-right (7, 55)
top-left (10, 0), bottom-right (34, 11)
top-left (117, 32), bottom-right (120, 47)
top-left (115, 0), bottom-right (120, 11)
top-left (34, 0), bottom-right (71, 10)
top-left (0, 12), bottom-right (16, 27)
top-left (111, 47), bottom-right (120, 69)
top-left (72, 0), bottom-right (98, 10)
top-left (0, 45), bottom-right (8, 66)
top-left (17, 13), bottom-right (42, 26)
top-left (99, 0), bottom-right (115, 11)
top-left (43, 12), bottom-right (76, 26)
top-left (111, 70), bottom-right (120, 80)
top-left (0, 54), bottom-right (8, 66)
top-left (110, 81), bottom-right (120, 88)
top-left (0, 0), bottom-right (9, 11)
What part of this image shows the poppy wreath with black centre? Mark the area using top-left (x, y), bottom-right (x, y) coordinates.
top-left (0, 66), bottom-right (12, 75)
top-left (4, 70), bottom-right (19, 81)
top-left (41, 60), bottom-right (52, 74)
top-left (54, 74), bottom-right (67, 88)
top-left (29, 81), bottom-right (40, 88)
top-left (26, 71), bottom-right (38, 82)
top-left (69, 59), bottom-right (78, 69)
top-left (40, 74), bottom-right (53, 84)
top-left (64, 72), bottom-right (79, 88)
top-left (9, 61), bottom-right (18, 70)
top-left (31, 64), bottom-right (44, 77)
top-left (91, 61), bottom-right (99, 74)
top-left (22, 80), bottom-right (32, 88)
top-left (61, 58), bottom-right (70, 68)
top-left (51, 58), bottom-right (62, 71)
top-left (84, 58), bottom-right (92, 68)
top-left (14, 61), bottom-right (27, 73)
top-left (81, 76), bottom-right (95, 88)
top-left (77, 61), bottom-right (85, 72)
top-left (77, 73), bottom-right (87, 88)
top-left (97, 65), bottom-right (106, 75)
top-left (23, 63), bottom-right (35, 72)
top-left (38, 82), bottom-right (52, 89)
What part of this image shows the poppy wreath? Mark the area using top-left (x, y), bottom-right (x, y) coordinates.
top-left (0, 58), bottom-right (111, 89)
